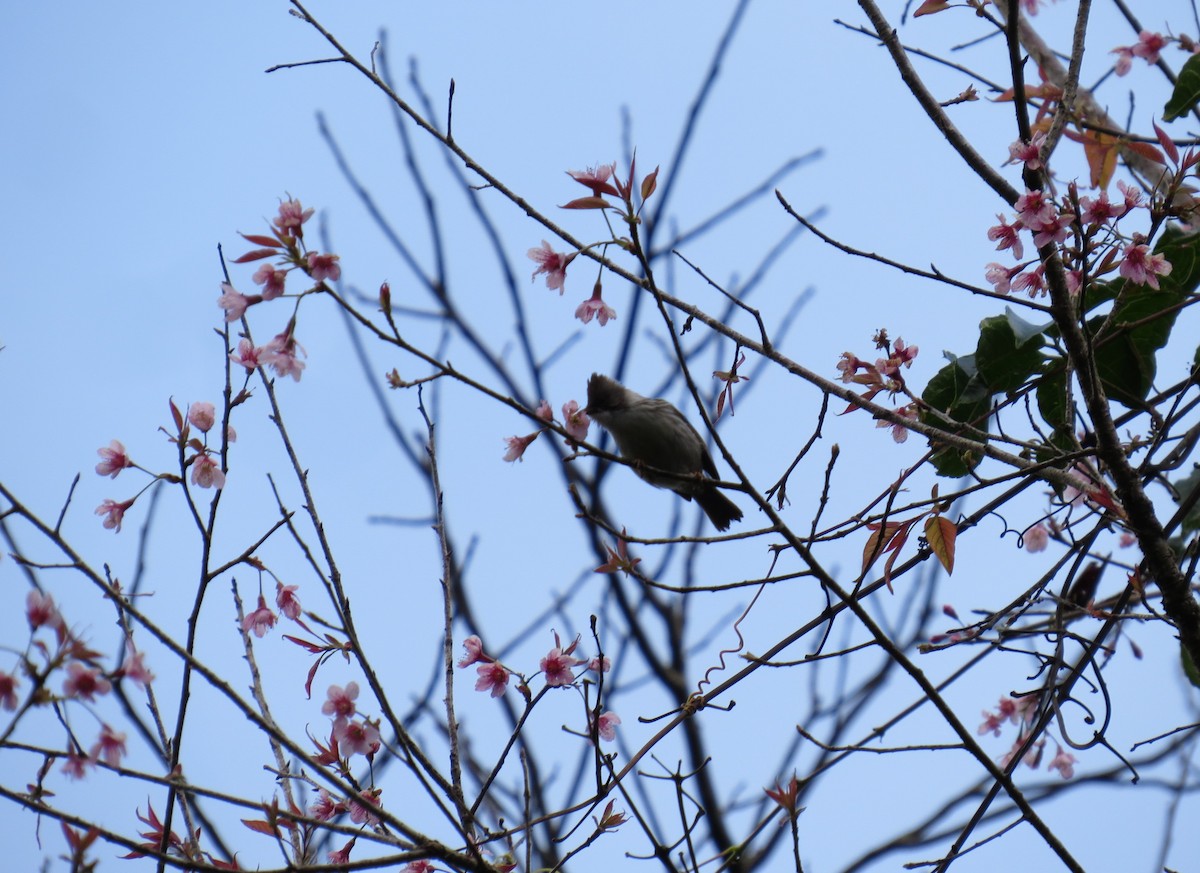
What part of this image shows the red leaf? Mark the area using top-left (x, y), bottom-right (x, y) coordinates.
top-left (1153, 121), bottom-right (1179, 166)
top-left (232, 248), bottom-right (281, 263)
top-left (641, 166), bottom-right (660, 202)
top-left (560, 196), bottom-right (612, 210)
top-left (240, 232), bottom-right (283, 248)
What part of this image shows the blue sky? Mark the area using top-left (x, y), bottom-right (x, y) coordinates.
top-left (3, 2), bottom-right (1199, 870)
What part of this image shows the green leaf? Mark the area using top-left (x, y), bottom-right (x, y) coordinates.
top-left (1173, 466), bottom-right (1200, 538)
top-left (921, 356), bottom-right (992, 476)
top-left (975, 313), bottom-right (1045, 394)
top-left (1090, 225), bottom-right (1200, 406)
top-left (1181, 640), bottom-right (1200, 689)
top-left (1163, 53), bottom-right (1200, 122)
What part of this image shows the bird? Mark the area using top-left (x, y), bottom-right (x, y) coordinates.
top-left (584, 373), bottom-right (743, 531)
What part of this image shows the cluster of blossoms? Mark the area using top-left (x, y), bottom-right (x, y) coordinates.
top-left (503, 397), bottom-right (591, 463)
top-left (527, 158), bottom-right (661, 327)
top-left (986, 174), bottom-right (1171, 298)
top-left (1110, 29), bottom-right (1200, 77)
top-left (13, 589), bottom-right (155, 782)
top-left (458, 633), bottom-right (620, 742)
top-left (218, 198), bottom-right (335, 382)
top-left (94, 400), bottom-right (233, 533)
top-left (835, 331), bottom-right (920, 443)
top-left (978, 694), bottom-right (1077, 780)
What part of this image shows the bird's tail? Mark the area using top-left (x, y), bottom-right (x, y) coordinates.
top-left (696, 489), bottom-right (743, 532)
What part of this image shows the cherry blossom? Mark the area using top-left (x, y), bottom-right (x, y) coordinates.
top-left (503, 431), bottom-right (539, 462)
top-left (63, 662), bottom-right (112, 702)
top-left (188, 402), bottom-right (216, 433)
top-left (95, 440), bottom-right (133, 478)
top-left (95, 498), bottom-right (135, 532)
top-left (190, 452), bottom-right (225, 489)
top-left (306, 251), bottom-right (341, 282)
top-left (0, 670), bottom-right (18, 710)
top-left (334, 718), bottom-right (380, 757)
top-left (1023, 523), bottom-right (1049, 552)
top-left (562, 400), bottom-right (590, 444)
top-left (527, 241), bottom-right (576, 293)
top-left (90, 724), bottom-right (127, 767)
top-left (1119, 238), bottom-right (1172, 289)
top-left (475, 662), bottom-right (510, 698)
top-left (252, 263), bottom-right (288, 300)
top-left (274, 198), bottom-right (314, 238)
top-left (322, 682), bottom-right (360, 724)
top-left (242, 595), bottom-right (278, 638)
top-left (276, 581), bottom-right (302, 620)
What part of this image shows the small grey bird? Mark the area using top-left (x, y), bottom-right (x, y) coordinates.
top-left (585, 373), bottom-right (743, 531)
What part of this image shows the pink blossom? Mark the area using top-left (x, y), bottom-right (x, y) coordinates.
top-left (835, 352), bottom-right (866, 383)
top-left (62, 750), bottom-right (92, 780)
top-left (328, 838), bottom-right (356, 865)
top-left (218, 283), bottom-right (259, 322)
top-left (1007, 132), bottom-right (1046, 171)
top-left (89, 724), bottom-right (127, 767)
top-left (568, 163), bottom-right (619, 197)
top-left (27, 589), bottom-right (64, 632)
top-left (260, 327), bottom-right (307, 381)
top-left (562, 400), bottom-right (591, 443)
top-left (985, 262), bottom-right (1019, 296)
top-left (1119, 239), bottom-right (1172, 289)
top-left (1014, 189), bottom-right (1057, 232)
top-left (0, 670), bottom-right (19, 710)
top-left (1131, 31), bottom-right (1167, 64)
top-left (535, 399), bottom-right (553, 422)
top-left (986, 215), bottom-right (1024, 260)
top-left (1079, 190), bottom-right (1126, 226)
top-left (1023, 523), bottom-right (1049, 552)
top-left (190, 452), bottom-right (225, 489)
top-left (276, 581), bottom-right (301, 620)
top-left (242, 595), bottom-right (278, 638)
top-left (188, 402), bottom-right (216, 433)
top-left (892, 338), bottom-right (918, 366)
top-left (475, 662), bottom-right (510, 698)
top-left (252, 263), bottom-right (288, 300)
top-left (1112, 46), bottom-right (1134, 76)
top-left (229, 338), bottom-right (264, 371)
top-left (95, 498), bottom-right (135, 532)
top-left (588, 655), bottom-right (611, 673)
top-left (322, 682), bottom-right (360, 723)
top-left (306, 251), bottom-right (341, 282)
top-left (349, 788), bottom-right (382, 825)
top-left (1048, 747), bottom-right (1076, 779)
top-left (95, 440), bottom-right (133, 478)
top-left (978, 711), bottom-right (1005, 738)
top-left (591, 710), bottom-right (621, 742)
top-left (334, 718), bottom-right (380, 757)
top-left (403, 862), bottom-right (435, 873)
top-left (1031, 212), bottom-right (1072, 248)
top-left (503, 431), bottom-right (539, 462)
top-left (119, 648), bottom-right (155, 688)
top-left (1012, 262), bottom-right (1047, 298)
top-left (457, 635), bottom-right (487, 668)
top-left (274, 198), bottom-right (315, 237)
top-left (63, 662), bottom-right (112, 702)
top-left (1117, 180), bottom-right (1144, 212)
top-left (541, 647), bottom-right (580, 687)
top-left (310, 789), bottom-right (344, 821)
top-left (877, 404), bottom-right (918, 443)
top-left (575, 285), bottom-right (617, 326)
top-left (527, 241), bottom-right (576, 293)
